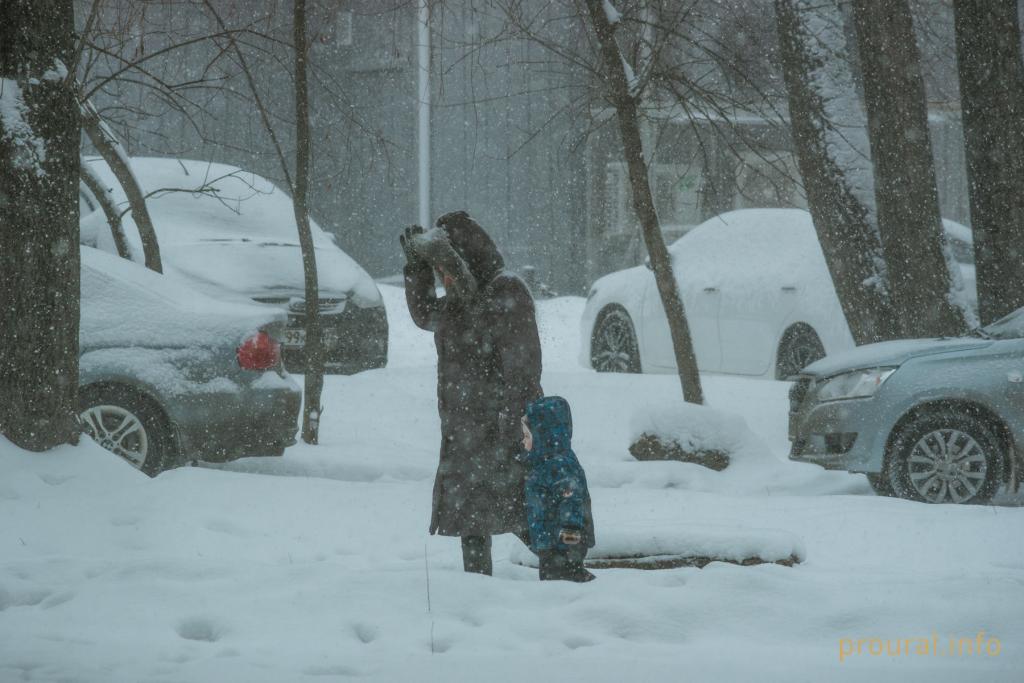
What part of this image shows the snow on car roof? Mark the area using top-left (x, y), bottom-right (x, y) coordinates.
top-left (81, 245), bottom-right (285, 350)
top-left (671, 208), bottom-right (829, 288)
top-left (81, 156), bottom-right (380, 305)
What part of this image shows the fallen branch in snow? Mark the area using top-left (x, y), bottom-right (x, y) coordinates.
top-left (586, 553), bottom-right (802, 570)
top-left (629, 433), bottom-right (730, 471)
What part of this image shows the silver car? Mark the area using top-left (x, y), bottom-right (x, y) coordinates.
top-left (79, 246), bottom-right (302, 476)
top-left (789, 307), bottom-right (1024, 504)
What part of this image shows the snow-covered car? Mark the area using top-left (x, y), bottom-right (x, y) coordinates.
top-left (80, 246), bottom-right (301, 476)
top-left (788, 306), bottom-right (1024, 504)
top-left (580, 209), bottom-right (976, 379)
top-left (79, 157), bottom-right (387, 374)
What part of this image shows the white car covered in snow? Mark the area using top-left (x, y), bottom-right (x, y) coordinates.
top-left (581, 209), bottom-right (976, 379)
top-left (80, 157), bottom-right (387, 374)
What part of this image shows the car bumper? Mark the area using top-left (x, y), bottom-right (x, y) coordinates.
top-left (788, 382), bottom-right (886, 473)
top-left (282, 303), bottom-right (388, 374)
top-left (172, 373), bottom-right (301, 463)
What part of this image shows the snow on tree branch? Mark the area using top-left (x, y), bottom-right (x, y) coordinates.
top-left (603, 0), bottom-right (622, 25)
top-left (0, 78), bottom-right (48, 176)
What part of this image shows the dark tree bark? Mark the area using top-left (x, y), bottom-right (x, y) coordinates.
top-left (851, 0), bottom-right (967, 338)
top-left (80, 96), bottom-right (163, 273)
top-left (80, 156), bottom-right (131, 259)
top-left (294, 0), bottom-right (325, 443)
top-left (775, 0), bottom-right (901, 344)
top-left (953, 0), bottom-right (1024, 325)
top-left (0, 0), bottom-right (81, 450)
top-left (584, 0), bottom-right (704, 404)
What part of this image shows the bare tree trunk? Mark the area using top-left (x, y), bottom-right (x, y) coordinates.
top-left (775, 0), bottom-right (901, 344)
top-left (851, 0), bottom-right (967, 338)
top-left (0, 0), bottom-right (81, 450)
top-left (80, 156), bottom-right (131, 260)
top-left (584, 0), bottom-right (703, 404)
top-left (953, 0), bottom-right (1024, 325)
top-left (293, 0), bottom-right (325, 443)
top-left (79, 96), bottom-right (163, 273)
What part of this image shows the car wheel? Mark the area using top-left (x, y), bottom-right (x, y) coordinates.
top-left (866, 473), bottom-right (895, 497)
top-left (591, 308), bottom-right (641, 373)
top-left (776, 325), bottom-right (825, 380)
top-left (886, 409), bottom-right (1005, 504)
top-left (79, 387), bottom-right (176, 477)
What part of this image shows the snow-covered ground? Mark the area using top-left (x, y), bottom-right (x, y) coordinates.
top-left (2, 286), bottom-right (1022, 682)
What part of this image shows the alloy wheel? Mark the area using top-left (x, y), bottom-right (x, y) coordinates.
top-left (777, 327), bottom-right (825, 379)
top-left (592, 310), bottom-right (639, 373)
top-left (80, 404), bottom-right (150, 468)
top-left (906, 428), bottom-right (988, 504)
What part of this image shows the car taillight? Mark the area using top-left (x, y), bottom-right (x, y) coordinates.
top-left (237, 331), bottom-right (281, 370)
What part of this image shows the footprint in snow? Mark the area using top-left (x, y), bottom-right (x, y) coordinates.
top-left (176, 616), bottom-right (225, 642)
top-left (0, 585), bottom-right (51, 611)
top-left (38, 473), bottom-right (74, 486)
top-left (352, 622), bottom-right (379, 644)
top-left (303, 665), bottom-right (361, 677)
top-left (563, 636), bottom-right (596, 650)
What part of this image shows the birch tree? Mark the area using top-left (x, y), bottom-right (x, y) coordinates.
top-left (0, 0), bottom-right (81, 450)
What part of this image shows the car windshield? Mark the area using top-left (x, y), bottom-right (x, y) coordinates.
top-left (981, 307), bottom-right (1024, 339)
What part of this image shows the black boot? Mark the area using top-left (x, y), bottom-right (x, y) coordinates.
top-left (539, 550), bottom-right (595, 582)
top-left (461, 535), bottom-right (493, 576)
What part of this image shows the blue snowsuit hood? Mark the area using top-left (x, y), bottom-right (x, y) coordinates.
top-left (523, 395), bottom-right (574, 463)
top-left (522, 397), bottom-right (596, 552)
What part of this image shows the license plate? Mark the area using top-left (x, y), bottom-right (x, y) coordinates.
top-left (282, 328), bottom-right (340, 349)
top-left (282, 328), bottom-right (306, 347)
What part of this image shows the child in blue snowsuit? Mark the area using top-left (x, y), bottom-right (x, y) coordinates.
top-left (520, 396), bottom-right (596, 582)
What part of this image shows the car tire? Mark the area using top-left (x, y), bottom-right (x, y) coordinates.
top-left (775, 325), bottom-right (826, 380)
top-left (591, 307), bottom-right (641, 373)
top-left (886, 409), bottom-right (1005, 504)
top-left (79, 386), bottom-right (177, 477)
top-left (866, 473), bottom-right (895, 497)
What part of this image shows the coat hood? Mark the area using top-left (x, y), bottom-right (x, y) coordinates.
top-left (525, 396), bottom-right (574, 459)
top-left (436, 211), bottom-right (505, 284)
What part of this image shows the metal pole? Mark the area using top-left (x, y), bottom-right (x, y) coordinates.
top-left (417, 0), bottom-right (431, 228)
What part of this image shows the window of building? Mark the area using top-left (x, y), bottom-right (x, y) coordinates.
top-left (604, 162), bottom-right (703, 236)
top-left (733, 151), bottom-right (806, 210)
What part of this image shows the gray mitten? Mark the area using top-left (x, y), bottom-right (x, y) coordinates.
top-left (399, 225), bottom-right (429, 272)
top-left (410, 228), bottom-right (478, 300)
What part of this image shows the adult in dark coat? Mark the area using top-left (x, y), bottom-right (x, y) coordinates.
top-left (401, 211), bottom-right (543, 575)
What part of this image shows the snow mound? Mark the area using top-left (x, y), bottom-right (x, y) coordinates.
top-left (510, 522), bottom-right (804, 569)
top-left (630, 401), bottom-right (748, 460)
top-left (599, 397), bottom-right (860, 496)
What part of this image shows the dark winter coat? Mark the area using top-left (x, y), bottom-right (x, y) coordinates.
top-left (405, 212), bottom-right (543, 537)
top-left (522, 396), bottom-right (596, 553)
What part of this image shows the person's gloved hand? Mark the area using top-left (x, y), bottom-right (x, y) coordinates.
top-left (399, 225), bottom-right (428, 271)
top-left (559, 529), bottom-right (582, 545)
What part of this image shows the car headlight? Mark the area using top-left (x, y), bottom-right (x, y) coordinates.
top-left (817, 367), bottom-right (897, 403)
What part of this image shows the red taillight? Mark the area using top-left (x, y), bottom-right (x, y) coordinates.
top-left (237, 331), bottom-right (281, 370)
